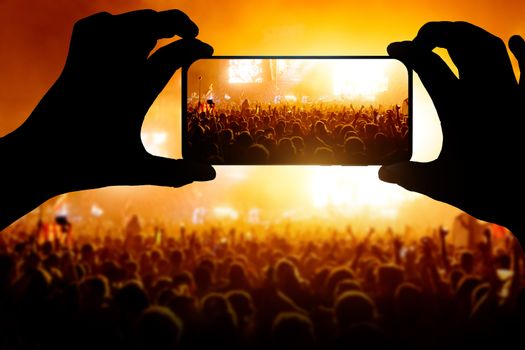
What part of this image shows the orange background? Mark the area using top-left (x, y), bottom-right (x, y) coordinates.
top-left (1, 0), bottom-right (523, 231)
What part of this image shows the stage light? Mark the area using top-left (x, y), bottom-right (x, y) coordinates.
top-left (332, 59), bottom-right (389, 100)
top-left (192, 207), bottom-right (206, 224)
top-left (275, 59), bottom-right (304, 82)
top-left (309, 167), bottom-right (416, 218)
top-left (213, 206), bottom-right (239, 220)
top-left (90, 204), bottom-right (104, 217)
top-left (228, 59), bottom-right (264, 84)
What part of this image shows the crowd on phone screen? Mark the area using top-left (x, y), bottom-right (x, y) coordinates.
top-left (0, 214), bottom-right (524, 350)
top-left (186, 100), bottom-right (410, 164)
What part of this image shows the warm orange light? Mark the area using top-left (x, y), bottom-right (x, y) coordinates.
top-left (332, 59), bottom-right (389, 100)
top-left (7, 0), bottom-right (523, 230)
top-left (228, 59), bottom-right (264, 84)
top-left (141, 131), bottom-right (168, 156)
top-left (309, 167), bottom-right (417, 219)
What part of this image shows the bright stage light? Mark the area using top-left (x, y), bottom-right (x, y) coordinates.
top-left (332, 60), bottom-right (389, 100)
top-left (228, 59), bottom-right (263, 84)
top-left (192, 207), bottom-right (206, 224)
top-left (276, 59), bottom-right (304, 82)
top-left (309, 167), bottom-right (416, 218)
top-left (213, 206), bottom-right (239, 220)
top-left (90, 204), bottom-right (104, 217)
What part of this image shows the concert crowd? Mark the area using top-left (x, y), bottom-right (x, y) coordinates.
top-left (186, 101), bottom-right (410, 164)
top-left (0, 217), bottom-right (523, 349)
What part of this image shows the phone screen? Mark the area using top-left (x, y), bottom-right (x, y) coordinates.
top-left (182, 56), bottom-right (411, 165)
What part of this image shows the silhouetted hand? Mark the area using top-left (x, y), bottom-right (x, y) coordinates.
top-left (379, 22), bottom-right (525, 241)
top-left (0, 10), bottom-right (215, 230)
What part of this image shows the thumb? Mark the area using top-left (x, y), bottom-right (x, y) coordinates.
top-left (378, 161), bottom-right (439, 197)
top-left (144, 38), bottom-right (213, 105)
top-left (133, 155), bottom-right (216, 187)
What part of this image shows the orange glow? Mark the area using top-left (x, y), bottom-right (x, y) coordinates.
top-left (332, 60), bottom-right (389, 100)
top-left (141, 131), bottom-right (168, 156)
top-left (309, 167), bottom-right (417, 219)
top-left (228, 59), bottom-right (264, 84)
top-left (2, 1), bottom-right (524, 230)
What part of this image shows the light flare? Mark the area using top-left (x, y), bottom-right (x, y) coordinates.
top-left (309, 167), bottom-right (416, 218)
top-left (141, 131), bottom-right (168, 156)
top-left (213, 206), bottom-right (239, 220)
top-left (228, 59), bottom-right (264, 84)
top-left (332, 59), bottom-right (389, 100)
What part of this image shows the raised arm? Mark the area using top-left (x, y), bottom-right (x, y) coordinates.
top-left (439, 226), bottom-right (451, 272)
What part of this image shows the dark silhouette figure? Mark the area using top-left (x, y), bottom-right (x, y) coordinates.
top-left (0, 10), bottom-right (216, 230)
top-left (0, 209), bottom-right (523, 349)
top-left (379, 21), bottom-right (525, 243)
top-left (186, 102), bottom-right (409, 166)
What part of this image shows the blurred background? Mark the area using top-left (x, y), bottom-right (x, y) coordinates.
top-left (1, 0), bottom-right (523, 235)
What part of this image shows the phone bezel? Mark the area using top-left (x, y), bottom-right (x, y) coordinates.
top-left (181, 55), bottom-right (413, 166)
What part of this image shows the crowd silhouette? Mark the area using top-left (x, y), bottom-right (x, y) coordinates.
top-left (186, 101), bottom-right (410, 165)
top-left (0, 220), bottom-right (523, 349)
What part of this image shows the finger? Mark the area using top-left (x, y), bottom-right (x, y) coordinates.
top-left (413, 21), bottom-right (501, 54)
top-left (379, 159), bottom-right (472, 213)
top-left (113, 9), bottom-right (199, 39)
top-left (131, 156), bottom-right (216, 187)
top-left (143, 39), bottom-right (214, 105)
top-left (413, 21), bottom-right (515, 86)
top-left (378, 161), bottom-right (444, 200)
top-left (509, 35), bottom-right (525, 89)
top-left (388, 41), bottom-right (458, 120)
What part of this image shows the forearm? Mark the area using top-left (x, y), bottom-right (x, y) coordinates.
top-left (439, 234), bottom-right (450, 271)
top-left (440, 246), bottom-right (450, 271)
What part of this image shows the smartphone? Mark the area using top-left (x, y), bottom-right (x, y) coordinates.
top-left (182, 56), bottom-right (412, 165)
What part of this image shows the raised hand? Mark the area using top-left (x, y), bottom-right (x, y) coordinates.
top-left (0, 10), bottom-right (215, 230)
top-left (379, 22), bottom-right (525, 241)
